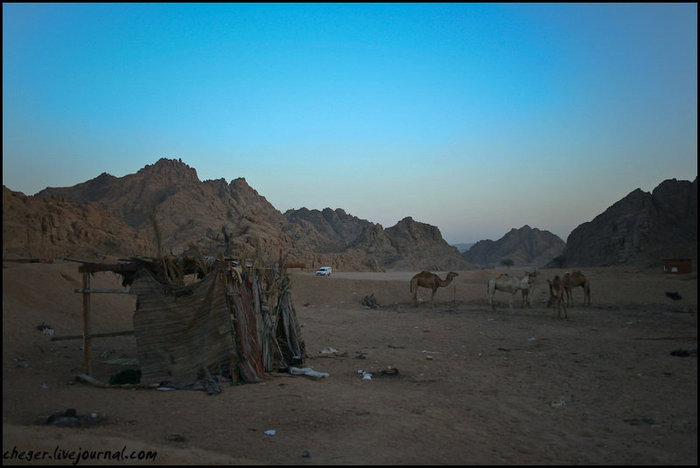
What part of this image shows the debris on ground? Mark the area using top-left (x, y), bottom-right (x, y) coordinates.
top-left (36, 323), bottom-right (54, 336)
top-left (379, 366), bottom-right (398, 376)
top-left (665, 291), bottom-right (682, 301)
top-left (45, 409), bottom-right (101, 427)
top-left (670, 348), bottom-right (697, 357)
top-left (361, 293), bottom-right (378, 308)
top-left (357, 366), bottom-right (399, 380)
top-left (13, 357), bottom-right (28, 368)
top-left (289, 367), bottom-right (329, 379)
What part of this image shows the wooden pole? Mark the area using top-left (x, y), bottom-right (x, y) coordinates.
top-left (73, 288), bottom-right (130, 294)
top-left (51, 330), bottom-right (134, 341)
top-left (82, 271), bottom-right (91, 375)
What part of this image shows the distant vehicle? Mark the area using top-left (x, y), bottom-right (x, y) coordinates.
top-left (315, 266), bottom-right (332, 276)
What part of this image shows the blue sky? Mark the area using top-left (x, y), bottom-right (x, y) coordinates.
top-left (3, 3), bottom-right (697, 244)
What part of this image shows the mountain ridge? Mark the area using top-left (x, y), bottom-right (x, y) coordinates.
top-left (5, 158), bottom-right (695, 271)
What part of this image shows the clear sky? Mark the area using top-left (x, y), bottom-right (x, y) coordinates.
top-left (3, 3), bottom-right (697, 244)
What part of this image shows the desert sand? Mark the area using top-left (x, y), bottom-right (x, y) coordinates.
top-left (2, 261), bottom-right (697, 465)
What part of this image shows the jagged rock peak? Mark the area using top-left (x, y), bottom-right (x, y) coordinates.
top-left (94, 172), bottom-right (117, 181)
top-left (390, 216), bottom-right (443, 241)
top-left (229, 177), bottom-right (273, 203)
top-left (230, 176), bottom-right (250, 188)
top-left (137, 157), bottom-right (199, 181)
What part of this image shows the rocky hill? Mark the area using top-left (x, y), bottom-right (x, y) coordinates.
top-left (347, 217), bottom-right (471, 271)
top-left (462, 225), bottom-right (566, 267)
top-left (3, 186), bottom-right (154, 260)
top-left (283, 207), bottom-right (373, 253)
top-left (35, 159), bottom-right (290, 256)
top-left (555, 178), bottom-right (697, 268)
top-left (6, 158), bottom-right (470, 271)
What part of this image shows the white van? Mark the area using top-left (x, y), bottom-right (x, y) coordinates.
top-left (315, 266), bottom-right (332, 276)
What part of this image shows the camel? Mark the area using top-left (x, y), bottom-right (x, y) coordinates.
top-left (562, 270), bottom-right (591, 306)
top-left (520, 269), bottom-right (538, 307)
top-left (547, 275), bottom-right (568, 319)
top-left (487, 271), bottom-right (536, 310)
top-left (410, 271), bottom-right (459, 307)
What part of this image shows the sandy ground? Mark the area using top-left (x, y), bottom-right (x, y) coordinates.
top-left (2, 261), bottom-right (697, 465)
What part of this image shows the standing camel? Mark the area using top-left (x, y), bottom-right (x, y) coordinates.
top-left (547, 275), bottom-right (568, 319)
top-left (562, 271), bottom-right (591, 306)
top-left (487, 271), bottom-right (536, 311)
top-left (410, 271), bottom-right (459, 307)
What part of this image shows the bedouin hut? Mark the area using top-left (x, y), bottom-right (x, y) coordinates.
top-left (72, 253), bottom-right (305, 393)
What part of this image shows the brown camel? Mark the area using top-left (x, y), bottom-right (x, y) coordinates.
top-left (547, 275), bottom-right (568, 320)
top-left (562, 270), bottom-right (591, 306)
top-left (410, 271), bottom-right (459, 307)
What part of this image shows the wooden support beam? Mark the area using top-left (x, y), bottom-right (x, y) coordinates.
top-left (73, 288), bottom-right (131, 294)
top-left (78, 263), bottom-right (139, 274)
top-left (51, 330), bottom-right (135, 341)
top-left (82, 271), bottom-right (91, 375)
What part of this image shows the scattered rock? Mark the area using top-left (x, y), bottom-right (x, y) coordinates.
top-left (670, 349), bottom-right (697, 357)
top-left (665, 291), bottom-right (682, 301)
top-left (36, 324), bottom-right (54, 336)
top-left (624, 417), bottom-right (655, 426)
top-left (361, 293), bottom-right (378, 308)
top-left (46, 409), bottom-right (101, 427)
top-left (379, 366), bottom-right (399, 376)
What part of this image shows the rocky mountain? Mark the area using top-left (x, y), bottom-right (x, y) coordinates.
top-left (385, 217), bottom-right (470, 270)
top-left (347, 217), bottom-right (471, 271)
top-left (3, 186), bottom-right (154, 260)
top-left (283, 207), bottom-right (373, 253)
top-left (462, 225), bottom-right (566, 267)
top-left (6, 158), bottom-right (470, 270)
top-left (35, 159), bottom-right (290, 256)
top-left (555, 178), bottom-right (697, 268)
